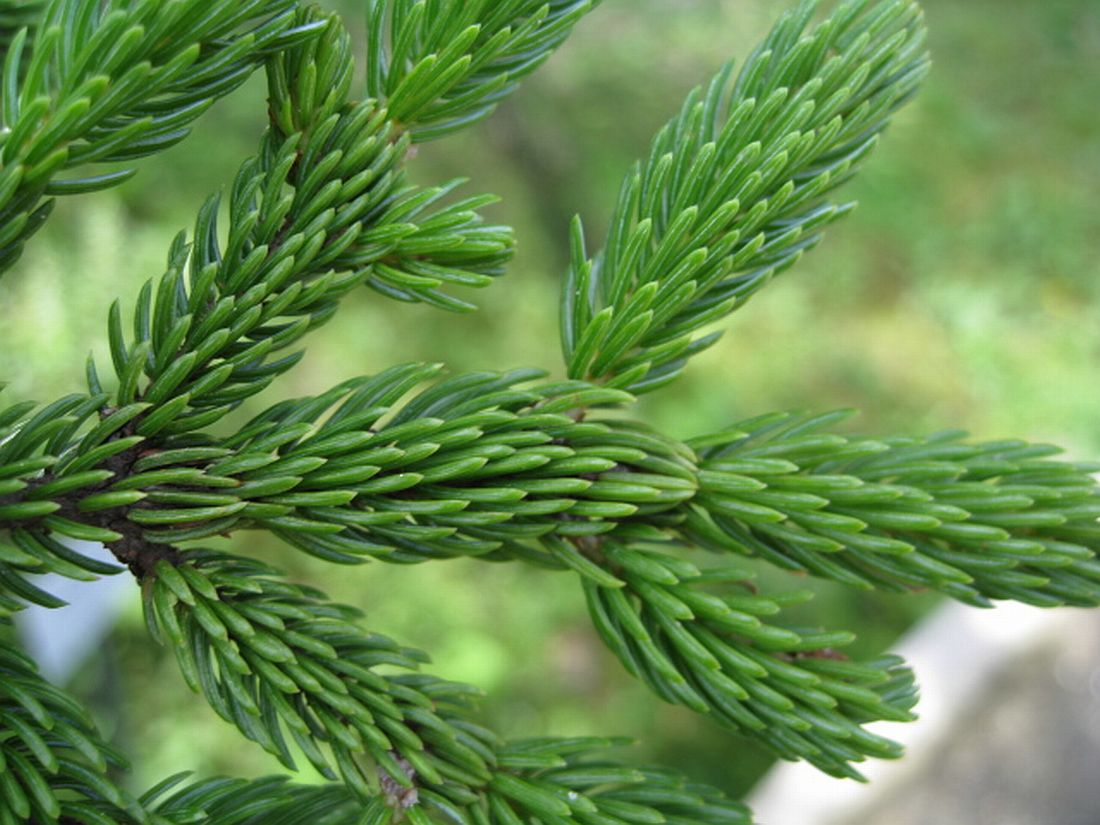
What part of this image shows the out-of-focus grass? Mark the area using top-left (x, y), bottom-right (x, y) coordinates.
top-left (2, 0), bottom-right (1098, 799)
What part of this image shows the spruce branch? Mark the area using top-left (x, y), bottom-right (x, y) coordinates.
top-left (2, 374), bottom-right (1097, 610)
top-left (579, 546), bottom-right (916, 780)
top-left (0, 0), bottom-right (322, 275)
top-left (0, 0), bottom-right (571, 599)
top-left (365, 0), bottom-right (600, 141)
top-left (140, 549), bottom-right (495, 802)
top-left (83, 5), bottom-right (516, 443)
top-left (136, 775), bottom-right (358, 825)
top-left (138, 550), bottom-right (751, 824)
top-left (562, 0), bottom-right (929, 394)
top-left (108, 744), bottom-right (750, 825)
top-left (0, 627), bottom-right (152, 824)
top-left (5, 376), bottom-right (1093, 789)
top-left (0, 0), bottom-right (1096, 821)
top-left (682, 411), bottom-right (1100, 608)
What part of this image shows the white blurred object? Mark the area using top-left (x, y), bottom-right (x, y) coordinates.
top-left (13, 540), bottom-right (131, 683)
top-left (748, 600), bottom-right (1080, 825)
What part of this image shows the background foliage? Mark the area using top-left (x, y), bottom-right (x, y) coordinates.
top-left (1, 0), bottom-right (1097, 800)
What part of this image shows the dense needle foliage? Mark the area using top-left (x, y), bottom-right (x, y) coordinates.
top-left (1, 1), bottom-right (1097, 822)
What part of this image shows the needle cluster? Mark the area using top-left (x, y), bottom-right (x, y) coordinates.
top-left (1, 1), bottom-right (1095, 823)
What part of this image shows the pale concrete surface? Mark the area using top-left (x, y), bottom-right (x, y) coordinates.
top-left (842, 610), bottom-right (1100, 825)
top-left (751, 603), bottom-right (1100, 825)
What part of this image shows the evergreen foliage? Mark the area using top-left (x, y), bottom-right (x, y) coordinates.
top-left (0, 0), bottom-right (1096, 822)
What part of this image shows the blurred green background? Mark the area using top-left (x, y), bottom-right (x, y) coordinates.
top-left (1, 0), bottom-right (1098, 801)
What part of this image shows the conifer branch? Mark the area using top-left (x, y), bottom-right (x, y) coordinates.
top-left (138, 550), bottom-right (751, 824)
top-left (0, 627), bottom-right (151, 824)
top-left (579, 547), bottom-right (917, 779)
top-left (0, 0), bottom-right (1096, 821)
top-left (2, 374), bottom-right (1097, 608)
top-left (0, 0), bottom-right (321, 275)
top-left (111, 745), bottom-right (750, 824)
top-left (365, 0), bottom-right (600, 141)
top-left (140, 550), bottom-right (495, 802)
top-left (562, 0), bottom-right (929, 394)
top-left (80, 5), bottom-right (515, 447)
top-left (682, 411), bottom-right (1100, 607)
